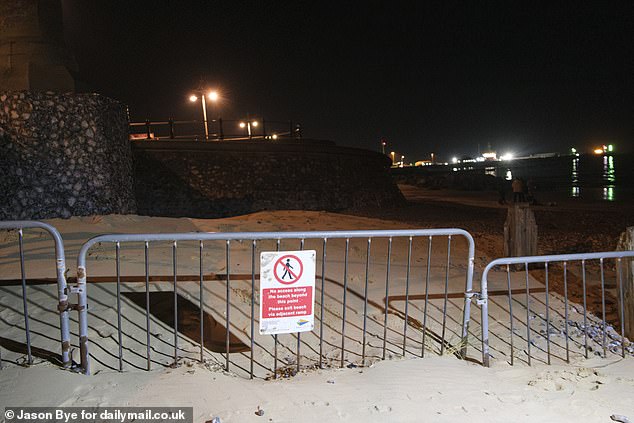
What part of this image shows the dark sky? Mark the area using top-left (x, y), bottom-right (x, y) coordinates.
top-left (62, 1), bottom-right (634, 160)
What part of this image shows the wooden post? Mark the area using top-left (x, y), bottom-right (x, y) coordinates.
top-left (617, 227), bottom-right (634, 339)
top-left (504, 203), bottom-right (538, 257)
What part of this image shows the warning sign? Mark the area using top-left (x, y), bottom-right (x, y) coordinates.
top-left (260, 250), bottom-right (316, 335)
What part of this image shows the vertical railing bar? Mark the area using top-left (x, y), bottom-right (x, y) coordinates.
top-left (341, 238), bottom-right (350, 368)
top-left (18, 229), bottom-right (32, 365)
top-left (274, 239), bottom-right (280, 379)
top-left (617, 258), bottom-right (626, 358)
top-left (225, 240), bottom-right (231, 372)
top-left (145, 241), bottom-right (151, 371)
top-left (545, 262), bottom-right (551, 365)
top-left (582, 259), bottom-right (588, 359)
top-left (297, 238), bottom-right (305, 374)
top-left (563, 261), bottom-right (570, 363)
top-left (402, 236), bottom-right (413, 356)
top-left (382, 237), bottom-right (393, 360)
top-left (250, 240), bottom-right (256, 379)
top-left (116, 242), bottom-right (123, 371)
top-left (506, 264), bottom-right (514, 365)
top-left (525, 262), bottom-right (531, 366)
top-left (440, 236), bottom-right (451, 355)
top-left (599, 258), bottom-right (606, 358)
top-left (199, 241), bottom-right (204, 363)
top-left (421, 236), bottom-right (432, 357)
top-left (173, 240), bottom-right (178, 365)
top-left (319, 238), bottom-right (327, 369)
top-left (362, 238), bottom-right (372, 365)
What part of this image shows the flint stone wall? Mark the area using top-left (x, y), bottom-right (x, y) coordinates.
top-left (133, 140), bottom-right (404, 217)
top-left (0, 91), bottom-right (136, 219)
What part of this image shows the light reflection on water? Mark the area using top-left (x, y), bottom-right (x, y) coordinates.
top-left (493, 153), bottom-right (626, 202)
top-left (571, 157), bottom-right (579, 197)
top-left (603, 155), bottom-right (615, 201)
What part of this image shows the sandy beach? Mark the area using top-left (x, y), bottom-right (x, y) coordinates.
top-left (1, 185), bottom-right (633, 422)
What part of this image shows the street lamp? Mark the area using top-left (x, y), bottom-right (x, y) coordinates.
top-left (189, 88), bottom-right (220, 140)
top-left (239, 120), bottom-right (258, 139)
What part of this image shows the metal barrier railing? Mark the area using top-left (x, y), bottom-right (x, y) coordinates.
top-left (0, 221), bottom-right (72, 369)
top-left (77, 228), bottom-right (476, 377)
top-left (129, 119), bottom-right (302, 141)
top-left (480, 251), bottom-right (634, 367)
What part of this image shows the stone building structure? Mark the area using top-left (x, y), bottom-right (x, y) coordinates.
top-left (0, 0), bottom-right (77, 92)
top-left (0, 91), bottom-right (136, 219)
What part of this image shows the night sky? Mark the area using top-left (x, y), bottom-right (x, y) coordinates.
top-left (62, 1), bottom-right (634, 161)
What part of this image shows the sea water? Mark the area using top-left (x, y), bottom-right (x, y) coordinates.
top-left (494, 154), bottom-right (634, 203)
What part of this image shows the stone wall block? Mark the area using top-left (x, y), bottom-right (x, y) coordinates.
top-left (133, 141), bottom-right (404, 218)
top-left (0, 91), bottom-right (137, 219)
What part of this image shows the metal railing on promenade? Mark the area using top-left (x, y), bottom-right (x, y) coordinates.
top-left (129, 119), bottom-right (302, 141)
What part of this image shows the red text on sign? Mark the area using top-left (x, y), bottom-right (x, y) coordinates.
top-left (262, 286), bottom-right (313, 318)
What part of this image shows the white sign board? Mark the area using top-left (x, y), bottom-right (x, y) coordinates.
top-left (259, 250), bottom-right (316, 335)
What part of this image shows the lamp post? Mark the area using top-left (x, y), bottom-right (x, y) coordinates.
top-left (189, 88), bottom-right (219, 140)
top-left (239, 120), bottom-right (258, 139)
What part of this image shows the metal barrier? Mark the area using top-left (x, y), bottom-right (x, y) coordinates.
top-left (480, 251), bottom-right (634, 367)
top-left (0, 221), bottom-right (72, 369)
top-left (129, 119), bottom-right (302, 141)
top-left (77, 228), bottom-right (475, 377)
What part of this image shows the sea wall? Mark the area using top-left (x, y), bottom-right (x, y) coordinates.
top-left (0, 91), bottom-right (136, 219)
top-left (133, 140), bottom-right (404, 217)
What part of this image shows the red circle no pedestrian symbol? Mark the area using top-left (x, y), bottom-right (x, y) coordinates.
top-left (274, 254), bottom-right (304, 285)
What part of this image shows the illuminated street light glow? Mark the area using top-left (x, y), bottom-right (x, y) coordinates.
top-left (189, 86), bottom-right (222, 140)
top-left (500, 153), bottom-right (514, 161)
top-left (207, 91), bottom-right (219, 102)
top-left (594, 148), bottom-right (604, 155)
top-left (239, 120), bottom-right (258, 138)
top-left (272, 134), bottom-right (278, 140)
top-left (451, 157), bottom-right (458, 164)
